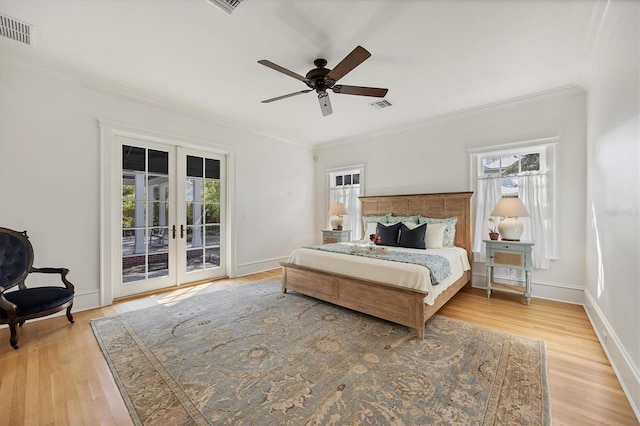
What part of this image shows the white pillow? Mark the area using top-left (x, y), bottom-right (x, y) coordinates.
top-left (366, 221), bottom-right (395, 237)
top-left (402, 221), bottom-right (421, 230)
top-left (419, 216), bottom-right (458, 247)
top-left (425, 223), bottom-right (447, 249)
top-left (362, 215), bottom-right (390, 233)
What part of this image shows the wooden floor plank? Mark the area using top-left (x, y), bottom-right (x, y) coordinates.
top-left (0, 270), bottom-right (636, 425)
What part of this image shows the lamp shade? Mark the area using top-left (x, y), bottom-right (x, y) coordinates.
top-left (328, 202), bottom-right (348, 216)
top-left (490, 197), bottom-right (529, 218)
top-left (490, 197), bottom-right (529, 241)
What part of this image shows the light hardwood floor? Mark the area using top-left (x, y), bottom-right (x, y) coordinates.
top-left (0, 270), bottom-right (637, 425)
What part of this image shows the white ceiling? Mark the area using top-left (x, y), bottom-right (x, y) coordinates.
top-left (0, 0), bottom-right (603, 146)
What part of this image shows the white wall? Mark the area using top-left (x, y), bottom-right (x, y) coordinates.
top-left (583, 0), bottom-right (639, 417)
top-left (314, 87), bottom-right (587, 304)
top-left (0, 58), bottom-right (315, 311)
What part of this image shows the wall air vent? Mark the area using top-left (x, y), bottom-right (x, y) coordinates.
top-left (0, 14), bottom-right (32, 45)
top-left (207, 0), bottom-right (243, 14)
top-left (369, 99), bottom-right (392, 110)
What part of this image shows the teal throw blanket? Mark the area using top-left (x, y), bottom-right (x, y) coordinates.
top-left (305, 244), bottom-right (451, 285)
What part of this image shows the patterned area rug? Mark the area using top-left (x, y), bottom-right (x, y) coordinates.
top-left (91, 278), bottom-right (550, 425)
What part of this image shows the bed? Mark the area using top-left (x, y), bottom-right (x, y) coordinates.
top-left (281, 192), bottom-right (473, 340)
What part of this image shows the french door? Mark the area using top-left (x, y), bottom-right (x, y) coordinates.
top-left (116, 137), bottom-right (226, 298)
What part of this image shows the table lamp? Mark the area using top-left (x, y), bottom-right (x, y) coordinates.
top-left (328, 202), bottom-right (348, 230)
top-left (490, 196), bottom-right (529, 241)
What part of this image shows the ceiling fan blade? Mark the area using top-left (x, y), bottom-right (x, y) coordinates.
top-left (332, 85), bottom-right (388, 97)
top-left (261, 90), bottom-right (312, 103)
top-left (325, 46), bottom-right (371, 83)
top-left (258, 60), bottom-right (310, 83)
top-left (318, 92), bottom-right (333, 117)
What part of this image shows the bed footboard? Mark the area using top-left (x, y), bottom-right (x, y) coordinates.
top-left (281, 262), bottom-right (470, 340)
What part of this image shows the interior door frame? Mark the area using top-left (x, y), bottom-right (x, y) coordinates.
top-left (99, 120), bottom-right (237, 306)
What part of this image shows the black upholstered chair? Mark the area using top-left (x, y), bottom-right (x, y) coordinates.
top-left (0, 227), bottom-right (75, 349)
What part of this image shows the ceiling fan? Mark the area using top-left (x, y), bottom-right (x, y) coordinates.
top-left (258, 46), bottom-right (388, 117)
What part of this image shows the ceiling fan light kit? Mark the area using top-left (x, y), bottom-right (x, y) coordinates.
top-left (258, 46), bottom-right (388, 116)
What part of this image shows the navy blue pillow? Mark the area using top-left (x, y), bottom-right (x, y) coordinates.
top-left (375, 222), bottom-right (402, 247)
top-left (398, 223), bottom-right (427, 249)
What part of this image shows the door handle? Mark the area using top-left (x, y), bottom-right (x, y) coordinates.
top-left (172, 225), bottom-right (176, 239)
top-left (180, 224), bottom-right (185, 238)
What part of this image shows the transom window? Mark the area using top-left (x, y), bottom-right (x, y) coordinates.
top-left (333, 172), bottom-right (360, 187)
top-left (480, 151), bottom-right (545, 196)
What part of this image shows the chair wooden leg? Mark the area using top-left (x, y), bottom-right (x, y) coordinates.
top-left (66, 306), bottom-right (75, 324)
top-left (9, 322), bottom-right (19, 349)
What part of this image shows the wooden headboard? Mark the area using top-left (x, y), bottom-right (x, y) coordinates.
top-left (359, 192), bottom-right (473, 263)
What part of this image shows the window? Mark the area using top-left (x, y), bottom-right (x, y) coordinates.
top-left (470, 138), bottom-right (557, 268)
top-left (328, 166), bottom-right (364, 239)
top-left (481, 151), bottom-right (543, 196)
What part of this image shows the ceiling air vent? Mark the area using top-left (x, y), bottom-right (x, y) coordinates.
top-left (0, 14), bottom-right (32, 45)
top-left (207, 0), bottom-right (243, 14)
top-left (370, 99), bottom-right (392, 110)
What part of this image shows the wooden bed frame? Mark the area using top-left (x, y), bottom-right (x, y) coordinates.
top-left (281, 192), bottom-right (473, 340)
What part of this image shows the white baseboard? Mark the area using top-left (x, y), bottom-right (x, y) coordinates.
top-left (74, 290), bottom-right (103, 313)
top-left (235, 256), bottom-right (287, 278)
top-left (583, 289), bottom-right (640, 421)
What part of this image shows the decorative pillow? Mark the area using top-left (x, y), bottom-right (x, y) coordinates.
top-left (398, 223), bottom-right (427, 249)
top-left (418, 216), bottom-right (458, 247)
top-left (362, 215), bottom-right (390, 234)
top-left (365, 221), bottom-right (391, 236)
top-left (425, 222), bottom-right (447, 249)
top-left (387, 215), bottom-right (420, 224)
top-left (375, 222), bottom-right (402, 247)
top-left (366, 221), bottom-right (399, 237)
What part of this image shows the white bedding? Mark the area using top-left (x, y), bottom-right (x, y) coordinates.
top-left (286, 242), bottom-right (471, 305)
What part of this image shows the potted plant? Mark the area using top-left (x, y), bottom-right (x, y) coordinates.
top-left (488, 218), bottom-right (499, 240)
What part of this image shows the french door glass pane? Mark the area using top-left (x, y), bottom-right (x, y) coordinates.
top-left (148, 150), bottom-right (169, 174)
top-left (186, 249), bottom-right (203, 272)
top-left (148, 202), bottom-right (169, 227)
top-left (205, 158), bottom-right (220, 179)
top-left (185, 156), bottom-right (221, 273)
top-left (205, 247), bottom-right (220, 268)
top-left (122, 146), bottom-right (145, 171)
top-left (122, 251), bottom-right (146, 283)
top-left (121, 229), bottom-right (136, 256)
top-left (149, 227), bottom-right (169, 252)
top-left (205, 225), bottom-right (220, 246)
top-left (148, 252), bottom-right (169, 278)
top-left (187, 155), bottom-right (203, 177)
top-left (205, 204), bottom-right (220, 223)
top-left (122, 145), bottom-right (169, 283)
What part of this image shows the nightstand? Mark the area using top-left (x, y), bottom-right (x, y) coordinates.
top-left (484, 240), bottom-right (535, 304)
top-left (322, 229), bottom-right (351, 244)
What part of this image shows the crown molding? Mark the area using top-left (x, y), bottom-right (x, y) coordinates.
top-left (315, 85), bottom-right (585, 150)
top-left (0, 52), bottom-right (310, 148)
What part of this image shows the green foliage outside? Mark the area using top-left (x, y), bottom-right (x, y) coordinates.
top-left (122, 178), bottom-right (221, 230)
top-left (502, 153), bottom-right (540, 176)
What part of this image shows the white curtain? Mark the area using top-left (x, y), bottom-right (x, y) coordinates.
top-left (473, 176), bottom-right (502, 262)
top-left (330, 186), bottom-right (362, 239)
top-left (518, 172), bottom-right (550, 269)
